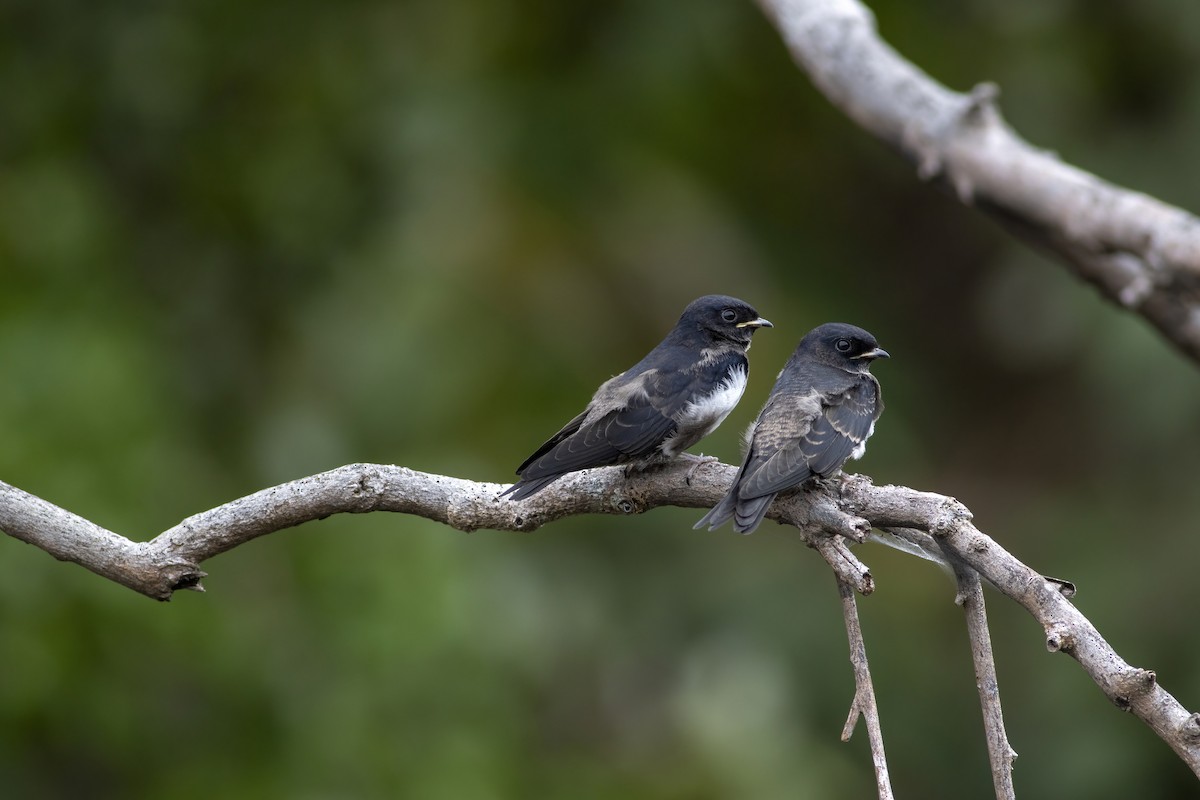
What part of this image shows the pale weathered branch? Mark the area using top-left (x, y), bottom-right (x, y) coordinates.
top-left (756, 0), bottom-right (1200, 364)
top-left (1, 461), bottom-right (1197, 777)
top-left (836, 575), bottom-right (894, 799)
top-left (875, 524), bottom-right (1019, 799)
top-left (0, 462), bottom-right (871, 600)
top-left (939, 541), bottom-right (1018, 800)
top-left (841, 478), bottom-right (1200, 777)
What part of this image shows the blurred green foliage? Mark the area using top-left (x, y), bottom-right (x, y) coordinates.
top-left (3, 0), bottom-right (1200, 797)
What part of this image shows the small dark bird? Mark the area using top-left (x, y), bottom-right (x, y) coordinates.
top-left (501, 295), bottom-right (773, 500)
top-left (695, 322), bottom-right (888, 534)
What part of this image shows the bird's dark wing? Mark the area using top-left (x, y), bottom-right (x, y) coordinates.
top-left (508, 411), bottom-right (630, 486)
top-left (796, 414), bottom-right (857, 477)
top-left (507, 349), bottom-right (747, 501)
top-left (502, 393), bottom-right (677, 500)
top-left (515, 409), bottom-right (589, 473)
top-left (509, 371), bottom-right (685, 484)
top-left (598, 384), bottom-right (684, 456)
top-left (737, 378), bottom-right (879, 499)
top-left (804, 378), bottom-right (877, 474)
top-left (735, 440), bottom-right (813, 500)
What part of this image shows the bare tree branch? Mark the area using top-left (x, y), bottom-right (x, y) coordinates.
top-left (0, 463), bottom-right (875, 601)
top-left (756, 0), bottom-right (1200, 364)
top-left (843, 478), bottom-right (1200, 777)
top-left (836, 575), bottom-right (894, 800)
top-left (2, 461), bottom-right (1197, 777)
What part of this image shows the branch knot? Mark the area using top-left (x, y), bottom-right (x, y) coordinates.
top-left (1182, 713), bottom-right (1200, 742)
top-left (1112, 667), bottom-right (1158, 711)
top-left (961, 81), bottom-right (1000, 127)
top-left (930, 497), bottom-right (972, 537)
top-left (1044, 622), bottom-right (1075, 653)
top-left (609, 490), bottom-right (641, 515)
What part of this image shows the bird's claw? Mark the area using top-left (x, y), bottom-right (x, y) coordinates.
top-left (680, 453), bottom-right (720, 485)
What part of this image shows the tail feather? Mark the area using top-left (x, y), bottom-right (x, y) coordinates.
top-left (732, 493), bottom-right (776, 534)
top-left (499, 474), bottom-right (561, 501)
top-left (694, 491), bottom-right (737, 531)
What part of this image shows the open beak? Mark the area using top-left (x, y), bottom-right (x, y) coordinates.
top-left (736, 317), bottom-right (773, 329)
top-left (857, 347), bottom-right (890, 360)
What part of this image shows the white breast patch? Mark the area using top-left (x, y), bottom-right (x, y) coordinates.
top-left (662, 365), bottom-right (748, 457)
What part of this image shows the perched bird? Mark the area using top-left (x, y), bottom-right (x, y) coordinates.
top-left (501, 295), bottom-right (773, 500)
top-left (695, 322), bottom-right (888, 534)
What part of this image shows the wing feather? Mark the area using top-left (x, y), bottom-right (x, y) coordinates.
top-left (734, 377), bottom-right (879, 500)
top-left (508, 350), bottom-right (750, 499)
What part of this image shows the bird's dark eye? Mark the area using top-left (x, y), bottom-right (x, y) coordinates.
top-left (720, 309), bottom-right (738, 323)
top-left (835, 338), bottom-right (853, 353)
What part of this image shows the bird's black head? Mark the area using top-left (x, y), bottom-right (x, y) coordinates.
top-left (800, 322), bottom-right (890, 371)
top-left (677, 295), bottom-right (772, 348)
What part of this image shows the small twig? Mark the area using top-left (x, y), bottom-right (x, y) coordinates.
top-left (836, 576), bottom-right (894, 800)
top-left (940, 546), bottom-right (1018, 800)
top-left (811, 534), bottom-right (875, 595)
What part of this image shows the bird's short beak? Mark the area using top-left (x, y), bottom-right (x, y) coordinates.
top-left (857, 347), bottom-right (890, 360)
top-left (736, 317), bottom-right (773, 329)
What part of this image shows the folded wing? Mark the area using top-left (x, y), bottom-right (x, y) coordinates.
top-left (737, 378), bottom-right (879, 501)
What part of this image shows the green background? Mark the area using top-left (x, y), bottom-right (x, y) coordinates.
top-left (3, 0), bottom-right (1200, 797)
